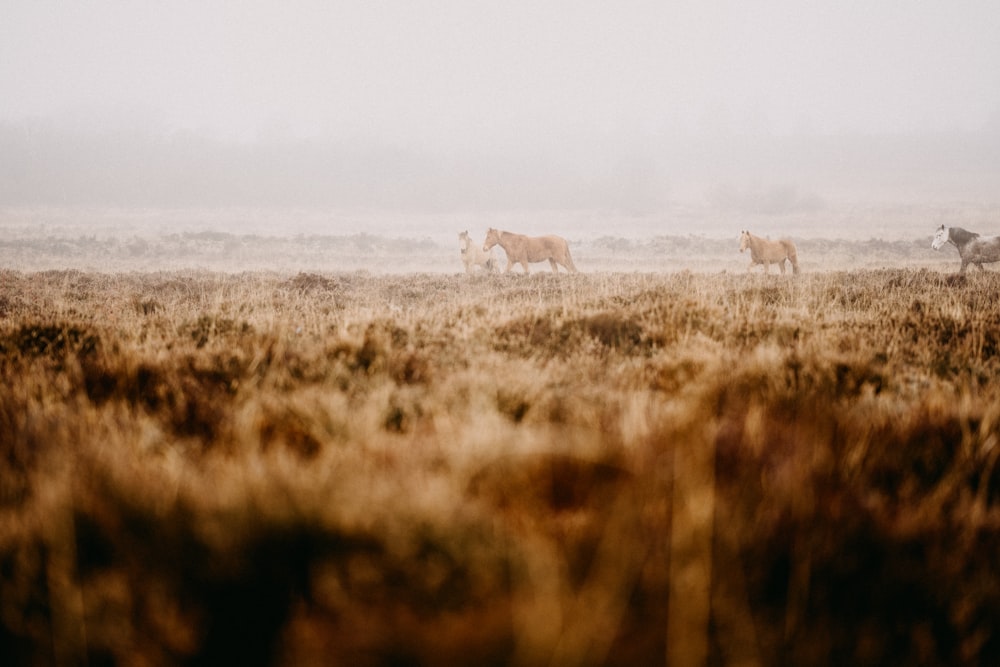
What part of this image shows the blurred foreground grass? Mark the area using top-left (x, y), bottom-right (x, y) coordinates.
top-left (2, 268), bottom-right (1000, 666)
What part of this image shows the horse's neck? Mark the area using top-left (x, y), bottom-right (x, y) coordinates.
top-left (748, 235), bottom-right (763, 256)
top-left (952, 229), bottom-right (978, 246)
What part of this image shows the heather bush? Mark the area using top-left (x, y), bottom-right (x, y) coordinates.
top-left (2, 269), bottom-right (1000, 665)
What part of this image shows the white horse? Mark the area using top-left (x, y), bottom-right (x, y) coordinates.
top-left (932, 225), bottom-right (1000, 273)
top-left (459, 230), bottom-right (498, 274)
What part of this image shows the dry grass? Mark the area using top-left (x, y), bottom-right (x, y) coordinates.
top-left (3, 268), bottom-right (1000, 665)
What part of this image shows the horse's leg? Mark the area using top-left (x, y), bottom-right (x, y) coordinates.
top-left (960, 259), bottom-right (968, 274)
top-left (549, 258), bottom-right (559, 273)
top-left (522, 260), bottom-right (530, 274)
top-left (778, 260), bottom-right (786, 275)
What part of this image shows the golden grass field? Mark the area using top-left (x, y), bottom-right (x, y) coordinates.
top-left (3, 262), bottom-right (1000, 666)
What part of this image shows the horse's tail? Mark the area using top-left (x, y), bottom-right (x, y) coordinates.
top-left (784, 240), bottom-right (800, 275)
top-left (561, 240), bottom-right (579, 272)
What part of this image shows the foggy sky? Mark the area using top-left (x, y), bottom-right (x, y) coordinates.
top-left (3, 1), bottom-right (1000, 209)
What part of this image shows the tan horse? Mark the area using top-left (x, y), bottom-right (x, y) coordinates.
top-left (459, 230), bottom-right (498, 273)
top-left (739, 230), bottom-right (799, 274)
top-left (483, 228), bottom-right (578, 274)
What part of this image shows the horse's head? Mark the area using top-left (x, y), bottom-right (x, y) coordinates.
top-left (931, 225), bottom-right (950, 251)
top-left (739, 230), bottom-right (751, 253)
top-left (459, 230), bottom-right (470, 253)
top-left (483, 228), bottom-right (501, 252)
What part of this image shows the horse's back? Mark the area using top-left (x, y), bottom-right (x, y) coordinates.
top-left (533, 235), bottom-right (570, 260)
top-left (495, 231), bottom-right (575, 271)
top-left (540, 235), bottom-right (569, 251)
top-left (751, 237), bottom-right (789, 261)
top-left (965, 235), bottom-right (1000, 263)
top-left (510, 233), bottom-right (563, 259)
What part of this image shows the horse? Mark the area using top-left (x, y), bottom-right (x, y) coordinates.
top-left (458, 230), bottom-right (498, 273)
top-left (739, 230), bottom-right (800, 275)
top-left (483, 228), bottom-right (578, 274)
top-left (931, 225), bottom-right (1000, 273)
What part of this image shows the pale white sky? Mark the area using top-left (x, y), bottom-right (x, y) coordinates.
top-left (2, 1), bottom-right (999, 211)
top-left (3, 0), bottom-right (999, 146)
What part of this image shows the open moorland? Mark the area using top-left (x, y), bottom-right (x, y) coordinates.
top-left (4, 267), bottom-right (1000, 666)
top-left (0, 228), bottom-right (953, 274)
top-left (0, 204), bottom-right (977, 273)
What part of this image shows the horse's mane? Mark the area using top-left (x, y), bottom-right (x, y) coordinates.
top-left (950, 227), bottom-right (980, 245)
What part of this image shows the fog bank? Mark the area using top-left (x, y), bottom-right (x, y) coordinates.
top-left (3, 121), bottom-right (999, 211)
top-left (3, 2), bottom-right (1000, 221)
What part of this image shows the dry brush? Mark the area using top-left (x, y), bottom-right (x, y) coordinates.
top-left (2, 268), bottom-right (1000, 665)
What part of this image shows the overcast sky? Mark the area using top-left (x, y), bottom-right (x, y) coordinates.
top-left (2, 1), bottom-right (1000, 209)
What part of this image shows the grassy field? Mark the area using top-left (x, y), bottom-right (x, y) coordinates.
top-left (0, 205), bottom-right (956, 273)
top-left (3, 266), bottom-right (1000, 666)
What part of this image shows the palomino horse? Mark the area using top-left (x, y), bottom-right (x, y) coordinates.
top-left (739, 230), bottom-right (799, 275)
top-left (483, 228), bottom-right (578, 274)
top-left (931, 225), bottom-right (1000, 273)
top-left (459, 230), bottom-right (497, 273)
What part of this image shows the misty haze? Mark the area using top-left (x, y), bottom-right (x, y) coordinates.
top-left (2, 1), bottom-right (999, 269)
top-left (6, 3), bottom-right (1000, 666)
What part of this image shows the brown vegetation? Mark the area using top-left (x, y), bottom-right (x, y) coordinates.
top-left (3, 268), bottom-right (1000, 665)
